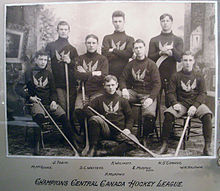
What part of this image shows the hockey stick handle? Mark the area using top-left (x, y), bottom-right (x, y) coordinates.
top-left (38, 101), bottom-right (79, 156)
top-left (65, 63), bottom-right (70, 121)
top-left (174, 116), bottom-right (190, 157)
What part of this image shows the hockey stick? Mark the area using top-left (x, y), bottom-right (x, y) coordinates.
top-left (38, 101), bottom-right (79, 156)
top-left (174, 116), bottom-right (190, 157)
top-left (81, 81), bottom-right (90, 156)
top-left (88, 106), bottom-right (171, 158)
top-left (64, 63), bottom-right (70, 121)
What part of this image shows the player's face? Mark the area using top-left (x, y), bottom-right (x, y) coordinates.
top-left (182, 55), bottom-right (195, 72)
top-left (112, 17), bottom-right (125, 32)
top-left (104, 79), bottom-right (118, 95)
top-left (133, 42), bottom-right (146, 59)
top-left (160, 16), bottom-right (173, 32)
top-left (85, 37), bottom-right (98, 53)
top-left (57, 24), bottom-right (70, 38)
top-left (36, 55), bottom-right (48, 69)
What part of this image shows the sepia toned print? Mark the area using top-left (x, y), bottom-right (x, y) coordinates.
top-left (5, 1), bottom-right (217, 159)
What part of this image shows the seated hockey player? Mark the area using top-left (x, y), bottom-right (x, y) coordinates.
top-left (74, 34), bottom-right (108, 134)
top-left (23, 50), bottom-right (76, 155)
top-left (84, 75), bottom-right (134, 157)
top-left (119, 39), bottom-right (161, 146)
top-left (158, 51), bottom-right (213, 156)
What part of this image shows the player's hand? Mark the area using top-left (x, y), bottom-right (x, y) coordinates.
top-left (173, 103), bottom-right (182, 112)
top-left (50, 101), bottom-right (58, 111)
top-left (29, 96), bottom-right (41, 103)
top-left (109, 48), bottom-right (114, 52)
top-left (143, 98), bottom-right (153, 108)
top-left (165, 50), bottom-right (173, 56)
top-left (92, 71), bottom-right (101, 76)
top-left (62, 54), bottom-right (71, 64)
top-left (122, 129), bottom-right (131, 136)
top-left (187, 106), bottom-right (197, 117)
top-left (122, 89), bottom-right (130, 100)
top-left (77, 65), bottom-right (86, 73)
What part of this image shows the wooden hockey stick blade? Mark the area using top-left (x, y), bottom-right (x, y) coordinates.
top-left (38, 102), bottom-right (79, 156)
top-left (81, 118), bottom-right (90, 156)
top-left (174, 116), bottom-right (190, 157)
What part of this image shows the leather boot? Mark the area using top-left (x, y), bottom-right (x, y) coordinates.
top-left (33, 139), bottom-right (40, 155)
top-left (203, 141), bottom-right (212, 156)
top-left (158, 140), bottom-right (168, 154)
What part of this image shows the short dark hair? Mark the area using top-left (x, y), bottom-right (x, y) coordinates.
top-left (57, 21), bottom-right (70, 30)
top-left (160, 13), bottom-right (173, 21)
top-left (182, 50), bottom-right (195, 58)
top-left (112, 10), bottom-right (125, 20)
top-left (85, 34), bottom-right (99, 42)
top-left (104, 75), bottom-right (118, 84)
top-left (35, 50), bottom-right (49, 59)
top-left (133, 39), bottom-right (145, 47)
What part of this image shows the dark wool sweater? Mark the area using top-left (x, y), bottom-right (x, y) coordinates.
top-left (148, 31), bottom-right (183, 80)
top-left (119, 57), bottom-right (161, 100)
top-left (75, 52), bottom-right (108, 96)
top-left (45, 37), bottom-right (78, 88)
top-left (24, 66), bottom-right (58, 105)
top-left (85, 92), bottom-right (133, 134)
top-left (168, 70), bottom-right (207, 108)
top-left (102, 31), bottom-right (134, 79)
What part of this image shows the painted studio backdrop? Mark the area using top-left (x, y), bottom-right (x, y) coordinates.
top-left (5, 2), bottom-right (216, 157)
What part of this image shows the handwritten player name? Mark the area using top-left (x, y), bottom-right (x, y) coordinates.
top-left (34, 178), bottom-right (183, 188)
top-left (132, 165), bottom-right (154, 172)
top-left (111, 161), bottom-right (132, 165)
top-left (79, 166), bottom-right (104, 170)
top-left (52, 160), bottom-right (68, 165)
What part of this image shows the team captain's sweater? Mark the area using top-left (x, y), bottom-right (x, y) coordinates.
top-left (102, 31), bottom-right (134, 79)
top-left (23, 66), bottom-right (58, 105)
top-left (85, 92), bottom-right (133, 134)
top-left (148, 31), bottom-right (183, 81)
top-left (45, 37), bottom-right (78, 88)
top-left (75, 52), bottom-right (108, 96)
top-left (168, 70), bottom-right (207, 108)
top-left (119, 57), bottom-right (161, 100)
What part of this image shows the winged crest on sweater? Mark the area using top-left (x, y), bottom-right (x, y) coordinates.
top-left (159, 41), bottom-right (174, 51)
top-left (55, 50), bottom-right (70, 63)
top-left (33, 76), bottom-right (48, 88)
top-left (181, 79), bottom-right (197, 92)
top-left (111, 40), bottom-right (126, 50)
top-left (132, 68), bottom-right (146, 82)
top-left (81, 60), bottom-right (98, 72)
top-left (103, 101), bottom-right (119, 115)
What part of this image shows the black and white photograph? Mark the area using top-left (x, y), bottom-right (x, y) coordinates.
top-left (5, 1), bottom-right (217, 158)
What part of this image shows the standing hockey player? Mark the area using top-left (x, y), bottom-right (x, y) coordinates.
top-left (102, 10), bottom-right (134, 79)
top-left (46, 21), bottom-right (78, 122)
top-left (148, 13), bottom-right (183, 107)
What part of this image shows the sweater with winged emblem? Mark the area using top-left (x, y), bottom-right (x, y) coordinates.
top-left (24, 66), bottom-right (58, 105)
top-left (45, 37), bottom-right (78, 88)
top-left (168, 70), bottom-right (207, 108)
top-left (85, 92), bottom-right (133, 134)
top-left (75, 52), bottom-right (108, 96)
top-left (102, 31), bottom-right (134, 79)
top-left (119, 57), bottom-right (161, 100)
top-left (148, 32), bottom-right (183, 81)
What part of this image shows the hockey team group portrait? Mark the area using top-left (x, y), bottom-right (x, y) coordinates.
top-left (5, 1), bottom-right (217, 158)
